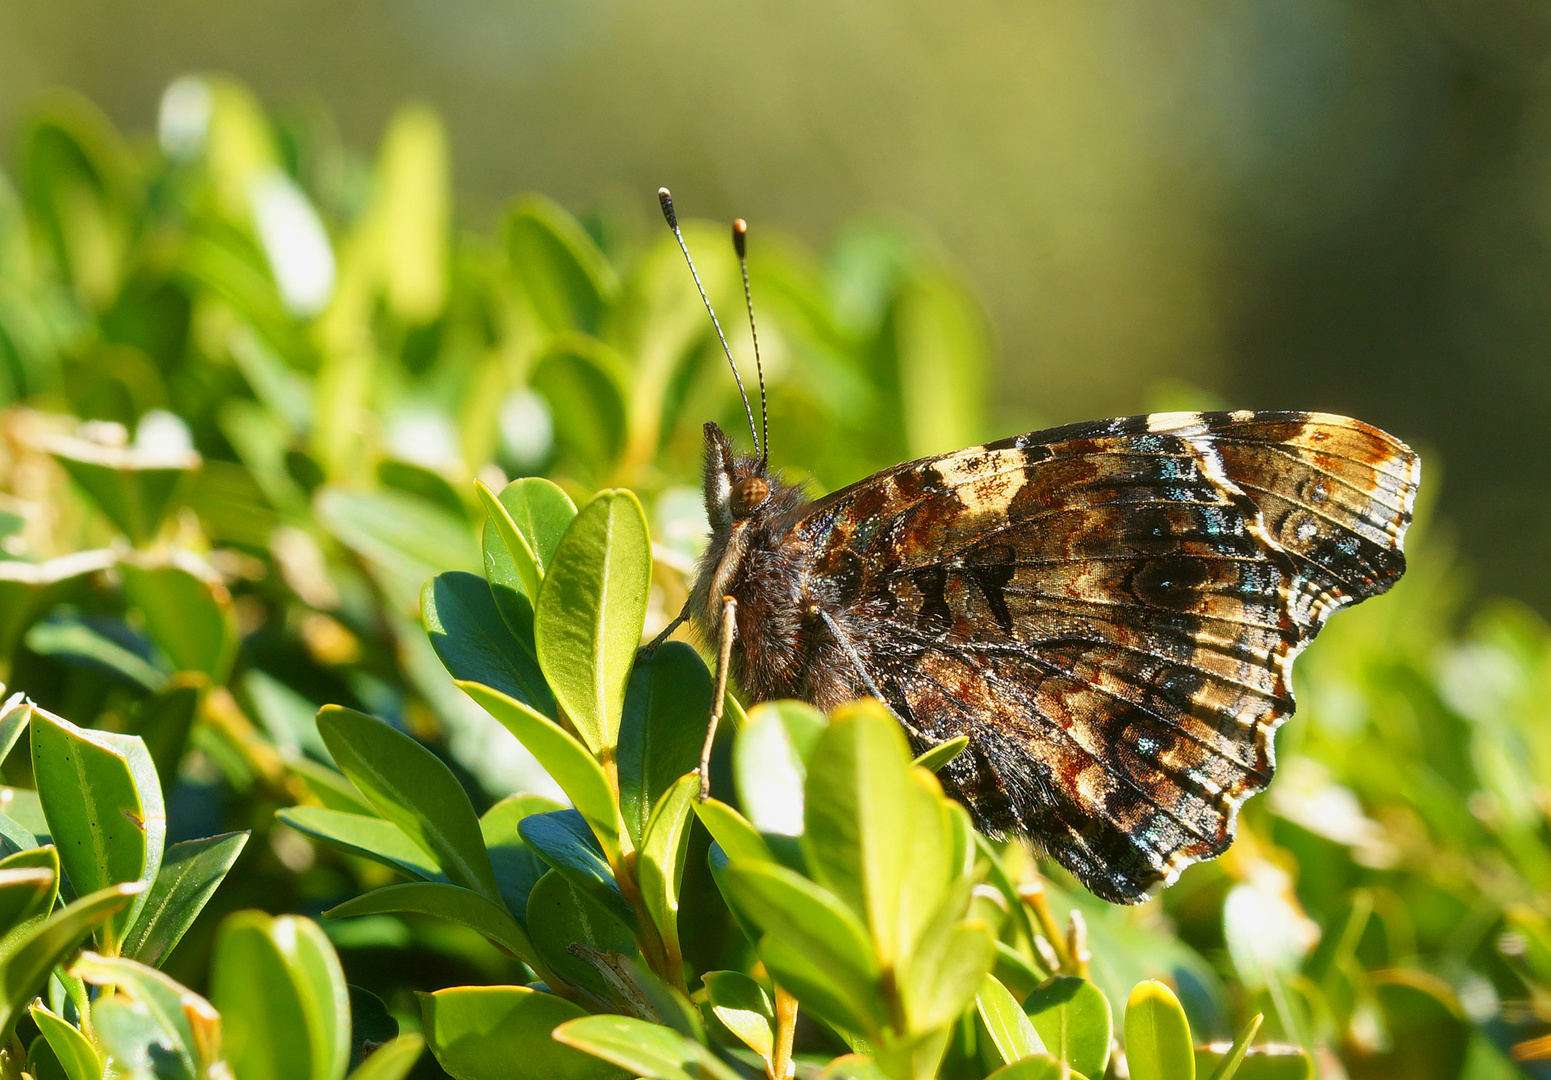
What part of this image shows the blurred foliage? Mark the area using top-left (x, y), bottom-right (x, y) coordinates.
top-left (0, 78), bottom-right (1549, 1079)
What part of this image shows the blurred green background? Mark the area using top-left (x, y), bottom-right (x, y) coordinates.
top-left (4, 0), bottom-right (1548, 609)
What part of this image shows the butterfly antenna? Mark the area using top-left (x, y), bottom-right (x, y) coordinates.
top-left (732, 218), bottom-right (769, 468)
top-left (657, 187), bottom-right (760, 458)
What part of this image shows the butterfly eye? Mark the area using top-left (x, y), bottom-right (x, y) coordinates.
top-left (730, 476), bottom-right (770, 517)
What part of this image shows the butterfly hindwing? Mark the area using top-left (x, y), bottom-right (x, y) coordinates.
top-left (790, 410), bottom-right (1418, 902)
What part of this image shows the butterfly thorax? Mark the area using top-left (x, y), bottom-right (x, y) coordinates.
top-left (691, 422), bottom-right (863, 704)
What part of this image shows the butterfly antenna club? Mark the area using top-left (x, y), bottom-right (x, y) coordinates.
top-left (657, 187), bottom-right (761, 458)
top-left (733, 218), bottom-right (770, 468)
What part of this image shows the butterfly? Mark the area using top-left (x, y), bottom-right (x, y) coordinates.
top-left (652, 190), bottom-right (1420, 904)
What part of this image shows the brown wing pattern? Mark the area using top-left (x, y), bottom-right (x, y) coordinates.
top-left (794, 410), bottom-right (1417, 903)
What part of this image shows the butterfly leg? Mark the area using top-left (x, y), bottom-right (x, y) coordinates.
top-left (639, 604), bottom-right (690, 659)
top-left (699, 594), bottom-right (737, 800)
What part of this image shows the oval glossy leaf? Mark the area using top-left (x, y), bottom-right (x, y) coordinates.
top-left (0, 882), bottom-right (140, 1042)
top-left (0, 694), bottom-right (31, 766)
top-left (534, 489), bottom-right (650, 755)
top-left (316, 488), bottom-right (480, 612)
top-left (637, 772), bottom-right (698, 972)
top-left (1125, 980), bottom-right (1195, 1080)
top-left (458, 680), bottom-right (620, 864)
top-left (71, 952), bottom-right (204, 1080)
top-left (700, 970), bottom-right (775, 1061)
top-left (985, 1054), bottom-right (1086, 1080)
top-left (345, 1033), bottom-right (424, 1080)
top-left (617, 641), bottom-right (710, 848)
top-left (551, 1015), bottom-right (742, 1080)
top-left (421, 985), bottom-right (622, 1080)
top-left (276, 807), bottom-right (441, 882)
top-left (423, 572), bottom-right (555, 719)
top-left (325, 882), bottom-right (539, 975)
top-left (525, 870), bottom-right (640, 1007)
top-left (517, 810), bottom-right (635, 930)
top-left (717, 861), bottom-right (879, 1017)
top-left (801, 701), bottom-right (912, 964)
top-left (49, 442), bottom-right (196, 547)
top-left (316, 705), bottom-right (499, 903)
top-left (29, 1002), bottom-right (103, 1080)
top-left (1023, 976), bottom-right (1112, 1079)
top-left (480, 794), bottom-right (562, 924)
top-left (736, 700), bottom-right (825, 837)
top-left (31, 709), bottom-right (165, 952)
top-left (1194, 1045), bottom-right (1312, 1080)
top-left (122, 831), bottom-right (249, 968)
top-left (120, 563), bottom-right (237, 681)
top-left (691, 798), bottom-right (773, 864)
top-left (504, 195), bottom-right (618, 334)
top-left (977, 973), bottom-right (1046, 1066)
top-left (212, 912), bottom-right (351, 1080)
top-left (90, 995), bottom-right (194, 1080)
top-left (478, 476), bottom-right (577, 612)
top-left (912, 735), bottom-right (970, 773)
top-left (0, 861), bottom-right (56, 948)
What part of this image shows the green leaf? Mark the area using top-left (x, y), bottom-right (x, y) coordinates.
top-left (492, 476), bottom-right (576, 582)
top-left (71, 952), bottom-right (204, 1080)
top-left (691, 798), bottom-right (773, 863)
top-left (29, 1003), bottom-right (103, 1080)
top-left (0, 882), bottom-right (141, 1041)
top-left (325, 882), bottom-right (539, 973)
top-left (735, 700), bottom-right (825, 837)
top-left (212, 912), bottom-right (352, 1080)
top-left (637, 773), bottom-right (698, 972)
top-left (985, 1054), bottom-right (1085, 1080)
top-left (1193, 1045), bottom-right (1312, 1080)
top-left (480, 794), bottom-right (563, 924)
top-left (316, 705), bottom-right (500, 903)
top-left (517, 810), bottom-right (637, 931)
top-left (1023, 977), bottom-right (1112, 1079)
top-left (0, 860), bottom-right (56, 953)
top-left (801, 701), bottom-right (913, 965)
top-left (373, 105), bottom-right (450, 323)
top-left (717, 861), bottom-right (879, 1021)
top-left (0, 809), bottom-right (36, 857)
top-left (551, 1015), bottom-right (742, 1080)
top-left (617, 641), bottom-right (711, 848)
top-left (48, 438), bottom-right (197, 547)
top-left (534, 489), bottom-right (650, 756)
top-left (1125, 980), bottom-right (1195, 1080)
top-left (316, 488), bottom-right (480, 612)
top-left (0, 694), bottom-right (28, 766)
top-left (423, 572), bottom-right (556, 719)
top-left (420, 985), bottom-right (624, 1080)
top-left (91, 995), bottom-right (195, 1080)
top-left (1200, 1012), bottom-right (1262, 1080)
top-left (276, 806), bottom-right (442, 882)
top-left (25, 616), bottom-right (168, 693)
top-left (977, 973), bottom-right (1046, 1066)
top-left (30, 710), bottom-right (165, 953)
top-left (344, 1034), bottom-right (424, 1080)
top-left (457, 681), bottom-right (621, 864)
top-left (504, 195), bottom-right (618, 335)
top-left (700, 970), bottom-right (775, 1061)
top-left (819, 1055), bottom-right (892, 1080)
top-left (531, 342), bottom-right (629, 471)
top-left (912, 735), bottom-right (969, 773)
top-left (904, 894), bottom-right (995, 1032)
top-left (121, 831), bottom-right (250, 968)
top-left (525, 870), bottom-right (640, 1008)
top-left (119, 563), bottom-right (236, 680)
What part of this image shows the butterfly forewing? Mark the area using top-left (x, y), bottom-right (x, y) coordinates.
top-left (775, 410), bottom-right (1418, 903)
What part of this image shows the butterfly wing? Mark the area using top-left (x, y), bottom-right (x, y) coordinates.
top-left (792, 410), bottom-right (1418, 903)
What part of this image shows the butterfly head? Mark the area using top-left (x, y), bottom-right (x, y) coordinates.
top-left (703, 421), bottom-right (771, 529)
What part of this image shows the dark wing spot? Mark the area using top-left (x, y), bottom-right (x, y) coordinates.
top-left (1130, 555), bottom-right (1212, 609)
